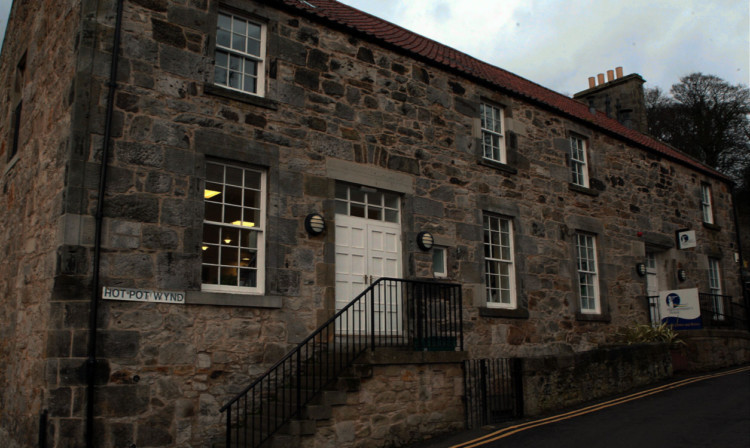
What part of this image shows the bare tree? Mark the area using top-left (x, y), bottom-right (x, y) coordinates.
top-left (645, 73), bottom-right (750, 187)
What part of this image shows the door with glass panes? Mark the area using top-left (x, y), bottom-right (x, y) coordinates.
top-left (334, 184), bottom-right (402, 335)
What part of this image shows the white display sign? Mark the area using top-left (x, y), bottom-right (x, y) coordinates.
top-left (657, 288), bottom-right (702, 330)
top-left (677, 230), bottom-right (697, 249)
top-left (102, 286), bottom-right (186, 304)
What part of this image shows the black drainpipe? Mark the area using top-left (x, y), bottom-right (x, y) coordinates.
top-left (86, 0), bottom-right (123, 446)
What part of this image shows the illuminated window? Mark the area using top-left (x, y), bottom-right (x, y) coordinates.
top-left (202, 161), bottom-right (265, 293)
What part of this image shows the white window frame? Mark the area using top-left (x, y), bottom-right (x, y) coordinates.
top-left (701, 184), bottom-right (714, 224)
top-left (483, 214), bottom-right (516, 309)
top-left (708, 258), bottom-right (724, 319)
top-left (570, 135), bottom-right (589, 188)
top-left (202, 161), bottom-right (266, 294)
top-left (576, 232), bottom-right (600, 314)
top-left (214, 11), bottom-right (266, 96)
top-left (432, 246), bottom-right (447, 279)
top-left (480, 103), bottom-right (506, 164)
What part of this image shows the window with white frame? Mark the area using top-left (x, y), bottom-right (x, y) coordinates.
top-left (202, 161), bottom-right (266, 293)
top-left (481, 103), bottom-right (506, 163)
top-left (433, 247), bottom-right (447, 279)
top-left (214, 11), bottom-right (266, 96)
top-left (483, 214), bottom-right (516, 308)
top-left (334, 183), bottom-right (400, 223)
top-left (575, 232), bottom-right (600, 313)
top-left (708, 258), bottom-right (724, 318)
top-left (570, 135), bottom-right (589, 187)
top-left (701, 184), bottom-right (714, 224)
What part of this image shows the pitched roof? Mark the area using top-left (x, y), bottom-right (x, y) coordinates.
top-left (275, 0), bottom-right (728, 181)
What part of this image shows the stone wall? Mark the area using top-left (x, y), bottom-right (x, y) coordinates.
top-left (0, 0), bottom-right (743, 446)
top-left (0, 1), bottom-right (81, 446)
top-left (677, 329), bottom-right (750, 372)
top-left (303, 352), bottom-right (465, 448)
top-left (521, 343), bottom-right (672, 416)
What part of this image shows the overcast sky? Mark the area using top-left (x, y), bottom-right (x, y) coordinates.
top-left (1, 0), bottom-right (748, 96)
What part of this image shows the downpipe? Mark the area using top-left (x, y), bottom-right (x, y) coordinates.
top-left (86, 0), bottom-right (123, 447)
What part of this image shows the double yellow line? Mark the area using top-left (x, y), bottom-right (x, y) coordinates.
top-left (453, 366), bottom-right (750, 448)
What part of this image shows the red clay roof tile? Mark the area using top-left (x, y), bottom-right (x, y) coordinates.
top-left (277, 0), bottom-right (727, 180)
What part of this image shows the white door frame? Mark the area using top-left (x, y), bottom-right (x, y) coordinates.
top-left (335, 215), bottom-right (402, 335)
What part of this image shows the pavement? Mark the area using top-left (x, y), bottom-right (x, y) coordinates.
top-left (407, 365), bottom-right (750, 448)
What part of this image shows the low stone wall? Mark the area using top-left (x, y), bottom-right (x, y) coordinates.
top-left (677, 329), bottom-right (750, 372)
top-left (303, 350), bottom-right (466, 448)
top-left (521, 343), bottom-right (672, 416)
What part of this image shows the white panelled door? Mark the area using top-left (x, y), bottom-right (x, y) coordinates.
top-left (335, 215), bottom-right (402, 334)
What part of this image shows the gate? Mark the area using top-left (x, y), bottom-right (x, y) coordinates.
top-left (463, 358), bottom-right (523, 429)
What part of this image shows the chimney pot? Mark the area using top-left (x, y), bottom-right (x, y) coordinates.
top-left (597, 73), bottom-right (605, 85)
top-left (616, 66), bottom-right (623, 78)
top-left (607, 70), bottom-right (614, 82)
top-left (588, 77), bottom-right (596, 88)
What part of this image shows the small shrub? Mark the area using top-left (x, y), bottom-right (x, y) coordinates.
top-left (620, 323), bottom-right (685, 348)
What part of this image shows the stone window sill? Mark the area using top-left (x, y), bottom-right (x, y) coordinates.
top-left (204, 83), bottom-right (279, 110)
top-left (576, 312), bottom-right (610, 323)
top-left (702, 222), bottom-right (721, 232)
top-left (568, 183), bottom-right (599, 197)
top-left (479, 307), bottom-right (529, 319)
top-left (479, 158), bottom-right (518, 175)
top-left (186, 291), bottom-right (282, 308)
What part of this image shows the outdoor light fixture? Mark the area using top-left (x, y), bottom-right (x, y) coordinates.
top-left (677, 269), bottom-right (687, 282)
top-left (305, 213), bottom-right (326, 235)
top-left (636, 263), bottom-right (647, 276)
top-left (417, 231), bottom-right (434, 251)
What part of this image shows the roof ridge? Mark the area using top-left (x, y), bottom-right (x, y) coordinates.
top-left (275, 0), bottom-right (729, 181)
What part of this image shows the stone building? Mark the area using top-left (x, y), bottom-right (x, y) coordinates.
top-left (0, 0), bottom-right (745, 447)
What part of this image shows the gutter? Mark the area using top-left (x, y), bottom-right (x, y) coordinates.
top-left (86, 0), bottom-right (123, 446)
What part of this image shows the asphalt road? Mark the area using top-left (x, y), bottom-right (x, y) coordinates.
top-left (411, 366), bottom-right (750, 448)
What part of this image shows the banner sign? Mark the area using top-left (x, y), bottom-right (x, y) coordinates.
top-left (677, 230), bottom-right (697, 249)
top-left (658, 288), bottom-right (702, 330)
top-left (102, 286), bottom-right (185, 304)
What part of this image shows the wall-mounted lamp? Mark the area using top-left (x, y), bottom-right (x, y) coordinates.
top-left (677, 269), bottom-right (687, 282)
top-left (636, 263), bottom-right (647, 276)
top-left (417, 231), bottom-right (434, 251)
top-left (305, 213), bottom-right (326, 236)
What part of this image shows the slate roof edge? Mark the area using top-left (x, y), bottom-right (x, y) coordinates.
top-left (266, 0), bottom-right (731, 183)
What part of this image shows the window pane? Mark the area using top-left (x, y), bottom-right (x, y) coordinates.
top-left (241, 230), bottom-right (258, 249)
top-left (433, 249), bottom-right (445, 273)
top-left (222, 227), bottom-right (239, 246)
top-left (247, 22), bottom-right (261, 39)
top-left (244, 76), bottom-right (257, 93)
top-left (367, 206), bottom-right (382, 221)
top-left (205, 202), bottom-right (222, 222)
top-left (245, 171), bottom-right (261, 189)
top-left (228, 71), bottom-right (241, 89)
top-left (350, 189), bottom-right (365, 203)
top-left (225, 167), bottom-right (243, 186)
top-left (335, 183), bottom-right (348, 200)
top-left (384, 193), bottom-right (399, 209)
top-left (217, 13), bottom-right (232, 31)
top-left (202, 266), bottom-right (219, 284)
top-left (350, 203), bottom-right (365, 218)
top-left (335, 200), bottom-right (348, 215)
top-left (203, 224), bottom-right (220, 244)
top-left (229, 54), bottom-right (242, 71)
top-left (232, 33), bottom-right (245, 52)
top-left (215, 51), bottom-right (228, 69)
top-left (224, 186), bottom-right (242, 206)
top-left (224, 205), bottom-right (241, 224)
top-left (239, 269), bottom-right (257, 287)
top-left (232, 17), bottom-right (246, 36)
top-left (202, 245), bottom-right (218, 264)
top-left (220, 267), bottom-right (238, 286)
top-left (214, 67), bottom-right (227, 85)
top-left (243, 190), bottom-right (259, 209)
top-left (385, 209), bottom-right (399, 223)
top-left (217, 29), bottom-right (231, 48)
top-left (221, 246), bottom-right (239, 265)
top-left (247, 39), bottom-right (260, 56)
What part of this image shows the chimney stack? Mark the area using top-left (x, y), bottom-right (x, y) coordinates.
top-left (607, 70), bottom-right (614, 82)
top-left (597, 73), bottom-right (605, 85)
top-left (615, 66), bottom-right (623, 79)
top-left (588, 77), bottom-right (596, 89)
top-left (573, 67), bottom-right (648, 133)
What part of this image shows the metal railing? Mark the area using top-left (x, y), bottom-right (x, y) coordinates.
top-left (698, 293), bottom-right (748, 330)
top-left (220, 278), bottom-right (463, 447)
top-left (647, 293), bottom-right (748, 331)
top-left (463, 358), bottom-right (523, 429)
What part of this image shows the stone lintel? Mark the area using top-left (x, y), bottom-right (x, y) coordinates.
top-left (326, 159), bottom-right (414, 194)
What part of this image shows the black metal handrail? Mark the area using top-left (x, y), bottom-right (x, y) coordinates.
top-left (219, 278), bottom-right (463, 447)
